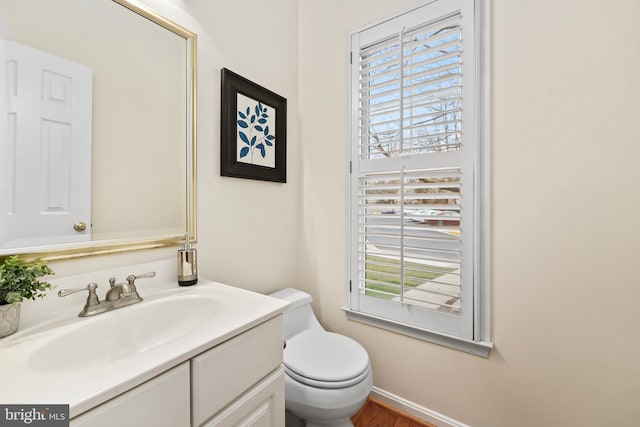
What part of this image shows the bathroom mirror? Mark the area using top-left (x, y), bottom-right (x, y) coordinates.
top-left (0, 0), bottom-right (196, 260)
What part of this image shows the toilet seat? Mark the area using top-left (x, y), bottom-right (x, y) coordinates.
top-left (284, 331), bottom-right (370, 389)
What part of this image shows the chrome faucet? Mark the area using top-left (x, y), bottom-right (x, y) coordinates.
top-left (58, 271), bottom-right (156, 317)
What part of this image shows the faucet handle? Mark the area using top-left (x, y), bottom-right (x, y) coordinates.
top-left (58, 282), bottom-right (98, 298)
top-left (122, 271), bottom-right (155, 300)
top-left (58, 283), bottom-right (100, 311)
top-left (126, 271), bottom-right (156, 285)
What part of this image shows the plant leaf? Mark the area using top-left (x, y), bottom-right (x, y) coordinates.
top-left (255, 125), bottom-right (263, 132)
top-left (255, 105), bottom-right (260, 116)
top-left (266, 134), bottom-right (275, 140)
top-left (237, 120), bottom-right (248, 128)
top-left (258, 118), bottom-right (267, 124)
top-left (251, 135), bottom-right (257, 146)
top-left (246, 107), bottom-right (250, 115)
top-left (238, 111), bottom-right (246, 119)
top-left (264, 126), bottom-right (270, 136)
top-left (239, 146), bottom-right (250, 158)
top-left (250, 115), bottom-right (256, 123)
top-left (265, 140), bottom-right (273, 147)
top-left (257, 143), bottom-right (266, 158)
top-left (239, 131), bottom-right (250, 144)
top-left (0, 256), bottom-right (53, 304)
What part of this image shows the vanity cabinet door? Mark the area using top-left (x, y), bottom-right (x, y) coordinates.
top-left (191, 315), bottom-right (283, 426)
top-left (202, 367), bottom-right (284, 427)
top-left (70, 362), bottom-right (190, 427)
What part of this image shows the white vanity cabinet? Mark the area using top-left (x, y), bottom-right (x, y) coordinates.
top-left (71, 315), bottom-right (284, 427)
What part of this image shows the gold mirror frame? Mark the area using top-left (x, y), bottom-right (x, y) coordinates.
top-left (16, 0), bottom-right (197, 261)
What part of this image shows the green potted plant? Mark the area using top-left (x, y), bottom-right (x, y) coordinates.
top-left (0, 256), bottom-right (54, 338)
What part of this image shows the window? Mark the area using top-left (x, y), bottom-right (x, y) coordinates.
top-left (346, 0), bottom-right (491, 356)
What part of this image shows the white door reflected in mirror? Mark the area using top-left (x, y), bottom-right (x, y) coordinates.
top-left (1, 41), bottom-right (92, 250)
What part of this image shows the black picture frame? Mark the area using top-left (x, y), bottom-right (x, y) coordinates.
top-left (221, 68), bottom-right (287, 183)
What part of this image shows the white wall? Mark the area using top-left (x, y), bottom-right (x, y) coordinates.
top-left (299, 0), bottom-right (640, 426)
top-left (131, 0), bottom-right (301, 294)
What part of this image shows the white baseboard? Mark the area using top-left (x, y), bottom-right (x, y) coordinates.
top-left (370, 386), bottom-right (471, 427)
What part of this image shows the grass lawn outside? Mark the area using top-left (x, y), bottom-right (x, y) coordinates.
top-left (364, 254), bottom-right (457, 299)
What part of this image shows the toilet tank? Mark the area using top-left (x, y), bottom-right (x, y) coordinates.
top-left (268, 288), bottom-right (323, 340)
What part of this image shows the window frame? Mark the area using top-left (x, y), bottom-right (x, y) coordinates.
top-left (345, 0), bottom-right (492, 357)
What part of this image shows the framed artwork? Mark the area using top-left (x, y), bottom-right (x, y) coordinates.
top-left (220, 68), bottom-right (287, 183)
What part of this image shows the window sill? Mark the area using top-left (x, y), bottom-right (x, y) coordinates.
top-left (343, 308), bottom-right (492, 358)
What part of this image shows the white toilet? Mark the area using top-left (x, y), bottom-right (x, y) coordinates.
top-left (269, 288), bottom-right (373, 427)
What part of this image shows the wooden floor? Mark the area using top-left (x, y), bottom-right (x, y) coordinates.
top-left (352, 397), bottom-right (436, 427)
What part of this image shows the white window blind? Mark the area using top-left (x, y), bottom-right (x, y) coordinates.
top-left (347, 0), bottom-right (490, 352)
top-left (358, 168), bottom-right (461, 312)
top-left (358, 13), bottom-right (462, 160)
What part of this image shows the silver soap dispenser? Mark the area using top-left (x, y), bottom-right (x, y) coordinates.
top-left (178, 233), bottom-right (198, 286)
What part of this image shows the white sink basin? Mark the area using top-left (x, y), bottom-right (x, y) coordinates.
top-left (29, 294), bottom-right (221, 372)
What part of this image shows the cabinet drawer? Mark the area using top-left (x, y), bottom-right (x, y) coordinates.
top-left (191, 315), bottom-right (283, 426)
top-left (71, 362), bottom-right (190, 427)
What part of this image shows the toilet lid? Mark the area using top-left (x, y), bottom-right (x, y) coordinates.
top-left (284, 331), bottom-right (370, 388)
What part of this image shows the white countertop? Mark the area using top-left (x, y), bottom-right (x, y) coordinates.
top-left (0, 279), bottom-right (288, 418)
